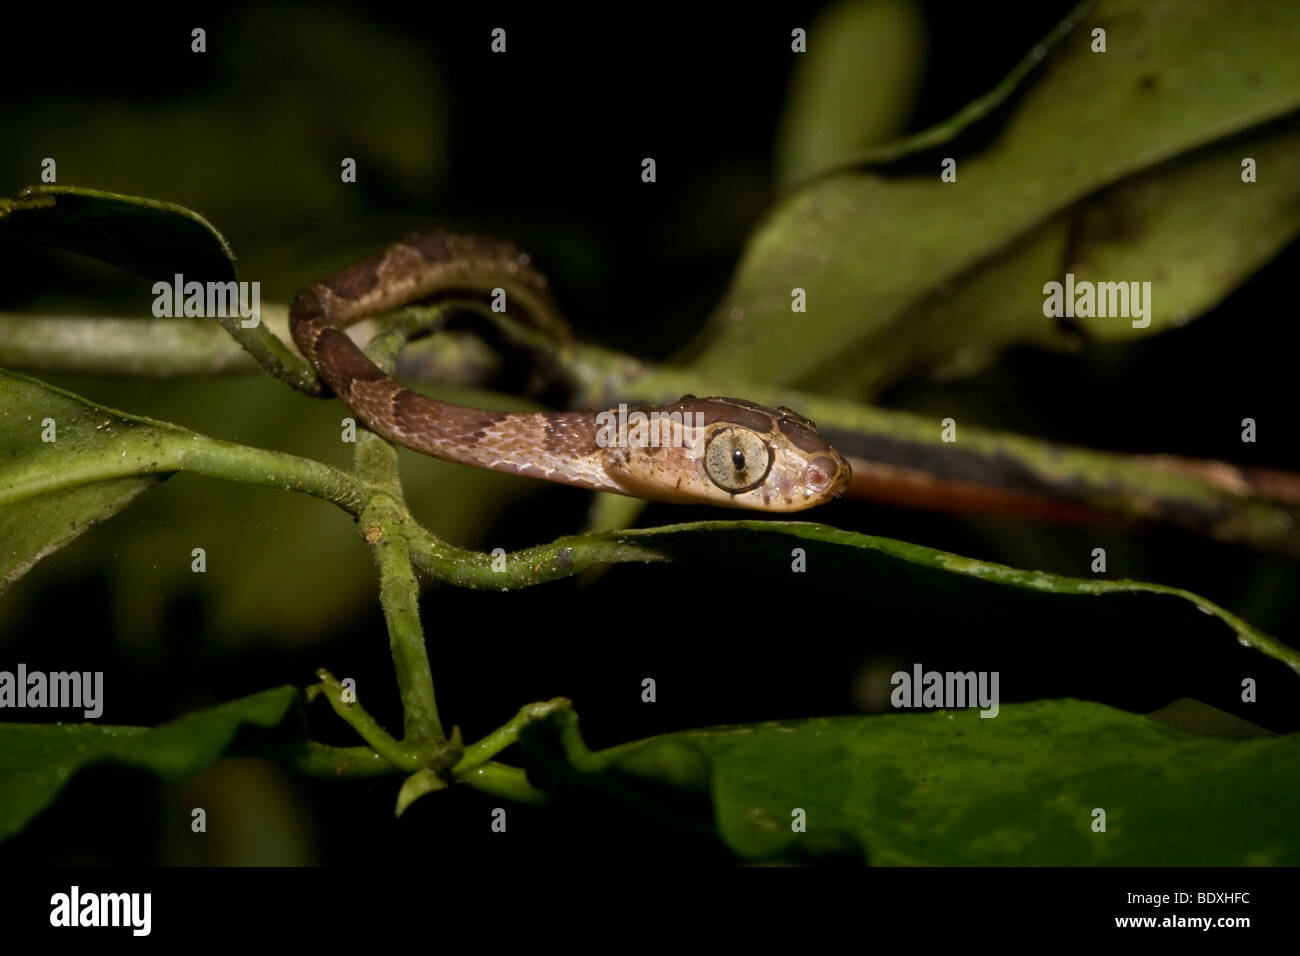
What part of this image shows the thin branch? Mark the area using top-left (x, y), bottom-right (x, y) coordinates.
top-left (6, 304), bottom-right (1296, 557)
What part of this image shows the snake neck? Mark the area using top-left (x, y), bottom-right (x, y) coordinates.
top-left (292, 313), bottom-right (620, 493)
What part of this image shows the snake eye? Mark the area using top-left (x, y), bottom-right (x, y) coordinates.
top-left (705, 427), bottom-right (772, 493)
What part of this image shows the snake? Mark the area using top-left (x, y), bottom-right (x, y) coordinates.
top-left (289, 230), bottom-right (850, 512)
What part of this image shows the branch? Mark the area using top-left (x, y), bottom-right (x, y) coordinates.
top-left (4, 305), bottom-right (1297, 557)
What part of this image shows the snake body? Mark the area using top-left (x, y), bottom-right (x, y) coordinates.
top-left (290, 231), bottom-right (850, 512)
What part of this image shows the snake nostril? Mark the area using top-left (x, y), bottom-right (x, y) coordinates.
top-left (805, 456), bottom-right (839, 491)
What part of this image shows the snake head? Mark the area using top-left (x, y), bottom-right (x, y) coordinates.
top-left (607, 396), bottom-right (851, 512)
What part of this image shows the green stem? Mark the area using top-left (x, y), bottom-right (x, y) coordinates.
top-left (348, 319), bottom-right (449, 744)
top-left (400, 515), bottom-right (665, 589)
top-left (457, 763), bottom-right (549, 805)
top-left (0, 419), bottom-right (369, 519)
top-left (400, 516), bottom-right (1299, 675)
top-left (206, 310), bottom-right (321, 395)
top-left (0, 311), bottom-right (260, 377)
top-left (307, 669), bottom-right (425, 771)
top-left (284, 742), bottom-right (399, 779)
top-left (181, 433), bottom-right (370, 515)
top-left (452, 699), bottom-right (572, 775)
top-left (7, 305), bottom-right (1297, 558)
top-left (363, 495), bottom-right (444, 742)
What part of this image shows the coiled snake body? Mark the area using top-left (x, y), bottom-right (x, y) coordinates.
top-left (290, 231), bottom-right (850, 512)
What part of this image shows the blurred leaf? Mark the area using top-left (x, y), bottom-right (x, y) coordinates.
top-left (157, 759), bottom-right (318, 865)
top-left (691, 0), bottom-right (1300, 393)
top-left (850, 117), bottom-right (1300, 389)
top-left (1060, 122), bottom-right (1300, 343)
top-left (527, 699), bottom-right (1300, 864)
top-left (776, 0), bottom-right (927, 188)
top-left (0, 686), bottom-right (301, 843)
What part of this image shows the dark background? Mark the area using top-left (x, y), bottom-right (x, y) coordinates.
top-left (1, 1), bottom-right (1296, 866)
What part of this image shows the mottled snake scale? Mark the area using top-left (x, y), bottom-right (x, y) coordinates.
top-left (290, 231), bottom-right (849, 511)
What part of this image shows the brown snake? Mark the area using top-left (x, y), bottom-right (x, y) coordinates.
top-left (289, 230), bottom-right (850, 512)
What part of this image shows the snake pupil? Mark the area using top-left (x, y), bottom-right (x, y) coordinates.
top-left (732, 448), bottom-right (746, 471)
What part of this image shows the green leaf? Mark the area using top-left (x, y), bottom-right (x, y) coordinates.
top-left (0, 473), bottom-right (163, 593)
top-left (395, 768), bottom-right (448, 818)
top-left (822, 1), bottom-right (1092, 169)
top-left (0, 185), bottom-right (316, 391)
top-left (834, 117), bottom-right (1300, 390)
top-left (0, 185), bottom-right (236, 283)
top-left (0, 370), bottom-right (180, 590)
top-left (0, 686), bottom-right (302, 843)
top-left (0, 369), bottom-right (364, 593)
top-left (526, 700), bottom-right (1300, 864)
top-left (691, 0), bottom-right (1300, 392)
